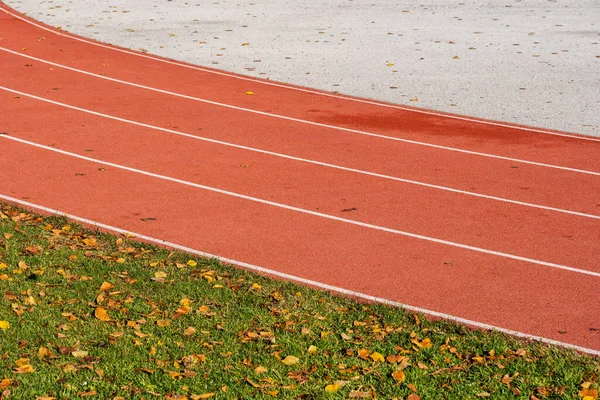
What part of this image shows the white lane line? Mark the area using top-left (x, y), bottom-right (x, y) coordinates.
top-left (2, 86), bottom-right (598, 220)
top-left (3, 134), bottom-right (600, 279)
top-left (0, 193), bottom-right (598, 356)
top-left (2, 48), bottom-right (600, 177)
top-left (1, 5), bottom-right (599, 144)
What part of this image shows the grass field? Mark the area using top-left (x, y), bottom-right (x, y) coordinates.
top-left (0, 203), bottom-right (598, 399)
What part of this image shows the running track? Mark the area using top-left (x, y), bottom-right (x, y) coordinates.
top-left (1, 5), bottom-right (599, 355)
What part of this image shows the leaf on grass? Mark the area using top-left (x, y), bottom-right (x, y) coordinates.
top-left (156, 319), bottom-right (171, 328)
top-left (254, 366), bottom-right (267, 374)
top-left (71, 350), bottom-right (88, 358)
top-left (325, 384), bottom-right (340, 393)
top-left (392, 370), bottom-right (406, 382)
top-left (281, 355), bottom-right (299, 366)
top-left (307, 345), bottom-right (317, 354)
top-left (579, 388), bottom-right (599, 398)
top-left (411, 337), bottom-right (432, 349)
top-left (370, 352), bottom-right (385, 362)
top-left (0, 321), bottom-right (9, 330)
top-left (187, 260), bottom-right (197, 267)
top-left (0, 379), bottom-right (13, 390)
top-left (94, 307), bottom-right (111, 321)
top-left (407, 394), bottom-right (421, 400)
top-left (358, 349), bottom-right (370, 359)
top-left (14, 364), bottom-right (35, 374)
top-left (190, 394), bottom-right (215, 400)
top-left (154, 271), bottom-right (168, 279)
top-left (348, 391), bottom-right (372, 398)
top-left (99, 282), bottom-right (114, 291)
top-left (183, 327), bottom-right (197, 336)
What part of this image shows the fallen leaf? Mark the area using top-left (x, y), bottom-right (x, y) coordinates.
top-left (191, 394), bottom-right (215, 400)
top-left (325, 384), bottom-right (340, 393)
top-left (187, 260), bottom-right (197, 267)
top-left (254, 366), bottom-right (267, 374)
top-left (99, 282), bottom-right (114, 291)
top-left (281, 355), bottom-right (299, 366)
top-left (71, 350), bottom-right (88, 358)
top-left (14, 364), bottom-right (35, 374)
top-left (0, 321), bottom-right (9, 330)
top-left (183, 327), bottom-right (197, 336)
top-left (246, 91), bottom-right (254, 95)
top-left (348, 391), bottom-right (372, 398)
top-left (94, 307), bottom-right (111, 321)
top-left (0, 379), bottom-right (12, 390)
top-left (370, 352), bottom-right (385, 362)
top-left (392, 370), bottom-right (406, 382)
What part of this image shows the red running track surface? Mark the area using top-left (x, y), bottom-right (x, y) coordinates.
top-left (1, 5), bottom-right (599, 354)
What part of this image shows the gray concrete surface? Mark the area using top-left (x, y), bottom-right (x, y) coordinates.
top-left (4, 0), bottom-right (600, 136)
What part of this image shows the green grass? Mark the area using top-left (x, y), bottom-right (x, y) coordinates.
top-left (0, 203), bottom-right (598, 399)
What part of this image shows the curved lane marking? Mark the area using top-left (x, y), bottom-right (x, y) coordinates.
top-left (1, 5), bottom-right (599, 143)
top-left (1, 86), bottom-right (598, 220)
top-left (2, 134), bottom-right (600, 278)
top-left (1, 48), bottom-right (599, 177)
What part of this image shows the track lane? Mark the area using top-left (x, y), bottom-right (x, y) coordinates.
top-left (2, 138), bottom-right (600, 350)
top-left (1, 54), bottom-right (599, 218)
top-left (2, 93), bottom-right (599, 273)
top-left (1, 8), bottom-right (600, 171)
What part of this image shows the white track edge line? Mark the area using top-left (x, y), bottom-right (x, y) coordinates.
top-left (2, 49), bottom-right (600, 177)
top-left (1, 5), bottom-right (599, 144)
top-left (3, 134), bottom-right (600, 279)
top-left (0, 193), bottom-right (598, 356)
top-left (2, 85), bottom-right (598, 220)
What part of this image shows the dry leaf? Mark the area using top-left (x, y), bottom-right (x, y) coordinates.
top-left (94, 307), bottom-right (111, 321)
top-left (281, 355), bottom-right (299, 365)
top-left (191, 394), bottom-right (215, 400)
top-left (0, 379), bottom-right (12, 390)
top-left (325, 384), bottom-right (340, 393)
top-left (183, 327), bottom-right (197, 336)
top-left (71, 350), bottom-right (88, 358)
top-left (99, 282), bottom-right (114, 291)
top-left (254, 366), bottom-right (267, 374)
top-left (392, 370), bottom-right (406, 382)
top-left (14, 364), bottom-right (35, 373)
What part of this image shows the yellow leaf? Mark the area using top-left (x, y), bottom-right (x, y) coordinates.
top-left (99, 282), bottom-right (114, 291)
top-left (579, 388), bottom-right (598, 398)
top-left (370, 352), bottom-right (385, 362)
top-left (392, 370), bottom-right (406, 382)
top-left (281, 355), bottom-right (299, 366)
top-left (242, 42), bottom-right (249, 46)
top-left (191, 394), bottom-right (215, 399)
top-left (183, 327), bottom-right (197, 336)
top-left (14, 364), bottom-right (35, 374)
top-left (0, 320), bottom-right (10, 330)
top-left (15, 358), bottom-right (29, 367)
top-left (156, 319), bottom-right (171, 327)
top-left (154, 271), bottom-right (168, 279)
top-left (71, 350), bottom-right (88, 358)
top-left (325, 384), bottom-right (340, 393)
top-left (94, 307), bottom-right (111, 321)
top-left (358, 348), bottom-right (370, 359)
top-left (187, 260), bottom-right (197, 267)
top-left (0, 378), bottom-right (13, 390)
top-left (412, 337), bottom-right (432, 349)
top-left (254, 366), bottom-right (267, 374)
top-left (246, 91), bottom-right (254, 95)
top-left (307, 345), bottom-right (317, 354)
